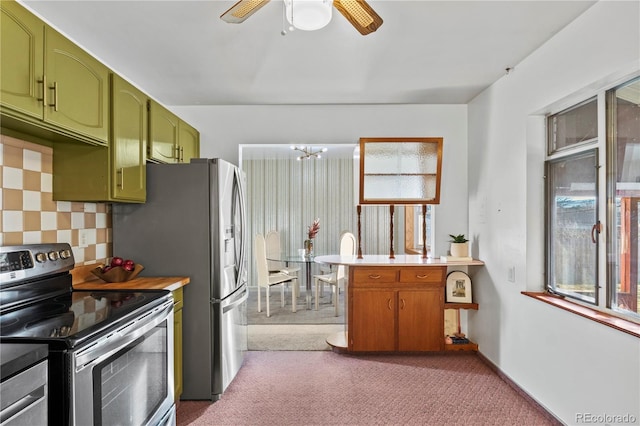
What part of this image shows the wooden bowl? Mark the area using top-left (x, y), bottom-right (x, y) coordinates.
top-left (91, 264), bottom-right (144, 283)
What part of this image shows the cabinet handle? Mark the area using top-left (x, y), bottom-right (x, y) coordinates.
top-left (400, 298), bottom-right (405, 310)
top-left (416, 274), bottom-right (430, 279)
top-left (368, 274), bottom-right (381, 279)
top-left (48, 81), bottom-right (58, 111)
top-left (37, 76), bottom-right (46, 105)
top-left (116, 168), bottom-right (124, 188)
top-left (180, 146), bottom-right (184, 162)
top-left (387, 298), bottom-right (392, 310)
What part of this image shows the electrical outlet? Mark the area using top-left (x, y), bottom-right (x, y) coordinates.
top-left (79, 229), bottom-right (88, 248)
top-left (508, 266), bottom-right (516, 283)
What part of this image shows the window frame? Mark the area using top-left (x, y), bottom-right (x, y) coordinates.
top-left (544, 75), bottom-right (640, 322)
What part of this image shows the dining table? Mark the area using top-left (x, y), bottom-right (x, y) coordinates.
top-left (267, 254), bottom-right (321, 310)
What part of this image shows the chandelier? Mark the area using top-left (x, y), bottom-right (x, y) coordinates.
top-left (291, 145), bottom-right (328, 160)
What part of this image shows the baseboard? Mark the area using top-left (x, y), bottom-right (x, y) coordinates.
top-left (476, 351), bottom-right (564, 426)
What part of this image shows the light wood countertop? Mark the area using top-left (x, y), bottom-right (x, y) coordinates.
top-left (71, 264), bottom-right (190, 292)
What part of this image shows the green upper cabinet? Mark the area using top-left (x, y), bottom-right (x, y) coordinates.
top-left (52, 74), bottom-right (146, 203)
top-left (178, 120), bottom-right (200, 163)
top-left (44, 28), bottom-right (110, 145)
top-left (148, 100), bottom-right (179, 163)
top-left (148, 100), bottom-right (199, 163)
top-left (0, 0), bottom-right (45, 120)
top-left (110, 74), bottom-right (147, 201)
top-left (0, 0), bottom-right (109, 146)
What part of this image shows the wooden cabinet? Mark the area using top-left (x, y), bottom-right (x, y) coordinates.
top-left (348, 266), bottom-right (445, 352)
top-left (178, 120), bottom-right (200, 163)
top-left (52, 74), bottom-right (146, 202)
top-left (172, 287), bottom-right (184, 401)
top-left (359, 137), bottom-right (443, 205)
top-left (110, 75), bottom-right (147, 201)
top-left (1, 0), bottom-right (44, 121)
top-left (1, 0), bottom-right (109, 146)
top-left (148, 100), bottom-right (199, 164)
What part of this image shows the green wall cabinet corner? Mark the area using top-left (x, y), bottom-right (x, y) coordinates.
top-left (52, 74), bottom-right (147, 202)
top-left (1, 0), bottom-right (109, 146)
top-left (148, 100), bottom-right (199, 164)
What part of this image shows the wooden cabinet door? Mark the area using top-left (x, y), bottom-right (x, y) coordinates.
top-left (111, 74), bottom-right (146, 201)
top-left (148, 101), bottom-right (179, 163)
top-left (178, 120), bottom-right (200, 163)
top-left (350, 289), bottom-right (396, 351)
top-left (0, 1), bottom-right (44, 120)
top-left (45, 28), bottom-right (109, 145)
top-left (398, 289), bottom-right (444, 351)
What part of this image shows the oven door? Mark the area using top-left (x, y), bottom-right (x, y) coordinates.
top-left (71, 299), bottom-right (174, 426)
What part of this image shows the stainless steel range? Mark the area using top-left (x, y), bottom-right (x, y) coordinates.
top-left (0, 243), bottom-right (175, 426)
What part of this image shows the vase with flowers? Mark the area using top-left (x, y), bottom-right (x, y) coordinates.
top-left (304, 218), bottom-right (320, 257)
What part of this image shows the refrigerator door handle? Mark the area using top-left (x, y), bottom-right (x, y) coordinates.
top-left (221, 288), bottom-right (248, 314)
top-left (232, 168), bottom-right (248, 286)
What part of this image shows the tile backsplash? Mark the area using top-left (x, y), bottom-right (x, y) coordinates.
top-left (1, 135), bottom-right (112, 265)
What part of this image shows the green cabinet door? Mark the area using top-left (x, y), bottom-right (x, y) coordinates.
top-left (178, 120), bottom-right (200, 162)
top-left (0, 0), bottom-right (45, 120)
top-left (45, 27), bottom-right (109, 145)
top-left (52, 74), bottom-right (146, 203)
top-left (111, 74), bottom-right (146, 201)
top-left (148, 100), bottom-right (179, 163)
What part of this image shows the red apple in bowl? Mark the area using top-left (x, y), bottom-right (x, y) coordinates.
top-left (110, 256), bottom-right (124, 267)
top-left (123, 259), bottom-right (135, 271)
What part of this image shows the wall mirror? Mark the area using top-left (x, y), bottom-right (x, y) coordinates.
top-left (359, 137), bottom-right (443, 205)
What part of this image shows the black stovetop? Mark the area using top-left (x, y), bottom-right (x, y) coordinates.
top-left (0, 288), bottom-right (170, 349)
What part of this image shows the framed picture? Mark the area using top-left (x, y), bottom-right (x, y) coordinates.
top-left (446, 271), bottom-right (472, 303)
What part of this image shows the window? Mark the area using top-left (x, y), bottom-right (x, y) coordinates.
top-left (546, 77), bottom-right (640, 320)
top-left (404, 205), bottom-right (432, 256)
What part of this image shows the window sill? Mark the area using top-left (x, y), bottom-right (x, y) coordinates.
top-left (522, 292), bottom-right (640, 339)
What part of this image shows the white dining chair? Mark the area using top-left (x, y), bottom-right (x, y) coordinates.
top-left (313, 231), bottom-right (356, 316)
top-left (265, 230), bottom-right (301, 276)
top-left (255, 233), bottom-right (299, 317)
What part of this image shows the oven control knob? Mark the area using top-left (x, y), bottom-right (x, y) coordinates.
top-left (35, 252), bottom-right (48, 263)
top-left (48, 251), bottom-right (59, 261)
top-left (59, 249), bottom-right (72, 260)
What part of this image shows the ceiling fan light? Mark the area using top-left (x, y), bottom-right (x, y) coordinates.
top-left (285, 0), bottom-right (333, 31)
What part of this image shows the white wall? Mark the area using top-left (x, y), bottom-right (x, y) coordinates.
top-left (468, 1), bottom-right (639, 423)
top-left (173, 104), bottom-right (468, 256)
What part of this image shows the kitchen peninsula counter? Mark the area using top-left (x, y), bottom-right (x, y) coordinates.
top-left (314, 254), bottom-right (484, 267)
top-left (314, 254), bottom-right (483, 353)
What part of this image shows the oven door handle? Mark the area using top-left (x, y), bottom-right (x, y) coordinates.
top-left (74, 299), bottom-right (173, 371)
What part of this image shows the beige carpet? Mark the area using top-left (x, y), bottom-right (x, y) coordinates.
top-left (177, 351), bottom-right (560, 426)
top-left (248, 324), bottom-right (344, 351)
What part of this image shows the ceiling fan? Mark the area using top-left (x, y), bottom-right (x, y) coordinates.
top-left (220, 0), bottom-right (383, 35)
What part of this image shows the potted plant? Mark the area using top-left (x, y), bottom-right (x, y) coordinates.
top-left (449, 234), bottom-right (469, 258)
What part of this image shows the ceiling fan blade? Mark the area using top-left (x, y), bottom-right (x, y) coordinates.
top-left (220, 0), bottom-right (270, 24)
top-left (333, 0), bottom-right (383, 35)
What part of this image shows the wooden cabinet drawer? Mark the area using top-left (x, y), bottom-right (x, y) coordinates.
top-left (353, 268), bottom-right (398, 283)
top-left (399, 267), bottom-right (445, 284)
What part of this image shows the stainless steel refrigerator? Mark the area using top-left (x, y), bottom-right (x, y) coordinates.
top-left (112, 158), bottom-right (248, 401)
